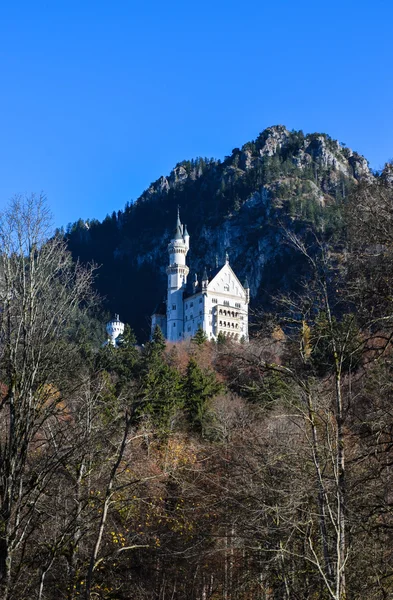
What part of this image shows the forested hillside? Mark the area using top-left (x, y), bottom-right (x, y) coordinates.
top-left (65, 125), bottom-right (373, 341)
top-left (1, 171), bottom-right (393, 599)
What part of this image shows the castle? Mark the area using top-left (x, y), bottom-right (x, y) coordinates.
top-left (151, 211), bottom-right (249, 342)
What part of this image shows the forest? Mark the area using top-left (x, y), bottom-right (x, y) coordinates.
top-left (1, 167), bottom-right (393, 600)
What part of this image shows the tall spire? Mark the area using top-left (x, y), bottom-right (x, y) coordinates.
top-left (176, 205), bottom-right (182, 230)
top-left (174, 206), bottom-right (183, 240)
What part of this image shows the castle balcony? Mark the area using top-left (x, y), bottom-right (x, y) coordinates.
top-left (213, 304), bottom-right (241, 340)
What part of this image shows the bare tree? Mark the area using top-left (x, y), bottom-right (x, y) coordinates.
top-left (0, 195), bottom-right (94, 600)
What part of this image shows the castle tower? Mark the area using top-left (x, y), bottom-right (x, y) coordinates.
top-left (106, 314), bottom-right (125, 347)
top-left (166, 209), bottom-right (189, 341)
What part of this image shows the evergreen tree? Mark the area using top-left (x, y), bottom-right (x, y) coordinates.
top-left (117, 323), bottom-right (137, 348)
top-left (184, 357), bottom-right (223, 433)
top-left (138, 325), bottom-right (183, 431)
top-left (151, 324), bottom-right (166, 352)
top-left (216, 331), bottom-right (227, 345)
top-left (192, 326), bottom-right (208, 346)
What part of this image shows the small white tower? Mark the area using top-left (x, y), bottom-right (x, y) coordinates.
top-left (166, 209), bottom-right (189, 342)
top-left (106, 314), bottom-right (125, 347)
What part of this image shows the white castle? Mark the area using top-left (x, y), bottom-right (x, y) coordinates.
top-left (151, 210), bottom-right (249, 342)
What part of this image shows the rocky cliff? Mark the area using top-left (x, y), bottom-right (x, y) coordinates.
top-left (66, 125), bottom-right (375, 340)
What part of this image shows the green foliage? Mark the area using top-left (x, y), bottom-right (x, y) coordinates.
top-left (140, 360), bottom-right (183, 431)
top-left (94, 323), bottom-right (139, 394)
top-left (117, 323), bottom-right (137, 348)
top-left (216, 331), bottom-right (227, 345)
top-left (244, 371), bottom-right (292, 406)
top-left (184, 357), bottom-right (223, 433)
top-left (137, 326), bottom-right (183, 431)
top-left (192, 326), bottom-right (208, 346)
top-left (151, 324), bottom-right (166, 352)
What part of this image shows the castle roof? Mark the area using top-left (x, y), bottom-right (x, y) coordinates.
top-left (173, 207), bottom-right (184, 240)
top-left (152, 300), bottom-right (166, 316)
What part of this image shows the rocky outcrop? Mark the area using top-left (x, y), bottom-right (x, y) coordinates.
top-left (258, 125), bottom-right (290, 157)
top-left (381, 162), bottom-right (393, 185)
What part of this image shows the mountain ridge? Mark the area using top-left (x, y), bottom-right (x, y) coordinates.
top-left (65, 125), bottom-right (378, 340)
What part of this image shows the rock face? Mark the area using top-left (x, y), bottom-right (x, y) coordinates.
top-left (381, 162), bottom-right (393, 185)
top-left (258, 125), bottom-right (290, 157)
top-left (66, 125), bottom-right (378, 340)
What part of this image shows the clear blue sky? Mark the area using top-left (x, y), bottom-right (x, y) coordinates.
top-left (0, 0), bottom-right (392, 228)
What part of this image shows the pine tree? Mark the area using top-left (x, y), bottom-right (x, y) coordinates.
top-left (117, 323), bottom-right (137, 348)
top-left (184, 357), bottom-right (223, 433)
top-left (151, 324), bottom-right (166, 351)
top-left (216, 331), bottom-right (227, 345)
top-left (138, 325), bottom-right (182, 431)
top-left (192, 326), bottom-right (208, 346)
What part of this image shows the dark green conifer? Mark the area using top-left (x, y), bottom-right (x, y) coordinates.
top-left (192, 326), bottom-right (208, 346)
top-left (184, 357), bottom-right (222, 433)
top-left (138, 325), bottom-right (183, 431)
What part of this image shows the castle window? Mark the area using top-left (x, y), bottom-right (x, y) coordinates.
top-left (235, 303), bottom-right (241, 308)
top-left (212, 298), bottom-right (217, 304)
top-left (190, 302), bottom-right (194, 307)
top-left (224, 284), bottom-right (229, 291)
top-left (172, 304), bottom-right (176, 310)
top-left (188, 326), bottom-right (191, 332)
top-left (173, 323), bottom-right (176, 327)
top-left (199, 298), bottom-right (202, 303)
top-left (224, 301), bottom-right (229, 306)
top-left (199, 310), bottom-right (202, 316)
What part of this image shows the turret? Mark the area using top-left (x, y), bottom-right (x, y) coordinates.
top-left (106, 314), bottom-right (125, 347)
top-left (174, 208), bottom-right (183, 240)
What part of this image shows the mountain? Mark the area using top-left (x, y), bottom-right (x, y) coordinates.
top-left (65, 125), bottom-right (374, 341)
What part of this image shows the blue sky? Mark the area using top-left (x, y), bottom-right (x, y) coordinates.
top-left (0, 0), bottom-right (392, 228)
